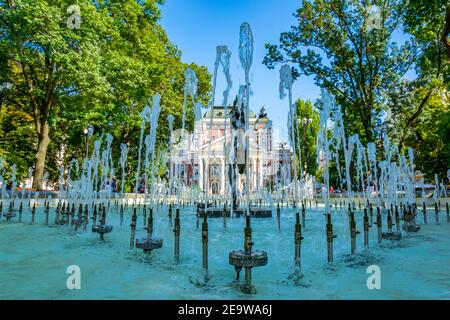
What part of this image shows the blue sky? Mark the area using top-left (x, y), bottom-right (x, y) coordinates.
top-left (160, 0), bottom-right (315, 141)
top-left (160, 0), bottom-right (414, 141)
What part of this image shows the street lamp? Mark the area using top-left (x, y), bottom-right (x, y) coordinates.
top-left (82, 125), bottom-right (94, 158)
top-left (83, 127), bottom-right (89, 158)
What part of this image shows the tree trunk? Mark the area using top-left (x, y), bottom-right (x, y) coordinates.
top-left (33, 120), bottom-right (50, 190)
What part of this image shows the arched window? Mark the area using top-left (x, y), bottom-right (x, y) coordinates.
top-left (211, 181), bottom-right (219, 194)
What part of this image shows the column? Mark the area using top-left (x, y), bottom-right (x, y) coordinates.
top-left (221, 157), bottom-right (225, 194)
top-left (206, 158), bottom-right (209, 195)
top-left (253, 158), bottom-right (257, 192)
top-left (199, 157), bottom-right (203, 191)
top-left (259, 158), bottom-right (263, 190)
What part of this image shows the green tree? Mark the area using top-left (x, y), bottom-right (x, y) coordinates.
top-left (264, 0), bottom-right (416, 144)
top-left (383, 0), bottom-right (450, 179)
top-left (43, 1), bottom-right (211, 186)
top-left (1, 0), bottom-right (115, 189)
top-left (439, 1), bottom-right (450, 60)
top-left (393, 0), bottom-right (450, 150)
top-left (0, 102), bottom-right (35, 182)
top-left (292, 98), bottom-right (320, 177)
top-left (387, 81), bottom-right (450, 179)
top-left (0, 0), bottom-right (211, 189)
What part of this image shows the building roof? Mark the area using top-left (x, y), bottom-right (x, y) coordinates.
top-left (203, 106), bottom-right (256, 119)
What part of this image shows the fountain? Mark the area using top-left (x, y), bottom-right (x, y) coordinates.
top-left (92, 206), bottom-right (113, 240)
top-left (31, 203), bottom-right (36, 224)
top-left (325, 213), bottom-right (336, 263)
top-left (44, 201), bottom-right (49, 225)
top-left (382, 209), bottom-right (402, 241)
top-left (1, 21), bottom-right (450, 300)
top-left (293, 210), bottom-right (304, 277)
top-left (363, 208), bottom-right (369, 248)
top-left (130, 208), bottom-right (137, 248)
top-left (136, 208), bottom-right (163, 254)
top-left (229, 215), bottom-right (268, 294)
top-left (3, 200), bottom-right (16, 220)
top-left (228, 23), bottom-right (268, 294)
top-left (376, 207), bottom-right (382, 243)
top-left (349, 210), bottom-right (360, 254)
top-left (403, 206), bottom-right (421, 233)
top-left (174, 208), bottom-right (181, 263)
top-left (446, 202), bottom-right (450, 223)
top-left (201, 210), bottom-right (209, 279)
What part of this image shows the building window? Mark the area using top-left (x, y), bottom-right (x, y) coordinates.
top-left (193, 164), bottom-right (199, 178)
top-left (211, 164), bottom-right (220, 177)
top-left (211, 181), bottom-right (219, 194)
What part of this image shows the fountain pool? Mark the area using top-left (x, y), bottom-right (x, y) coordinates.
top-left (1, 200), bottom-right (449, 300)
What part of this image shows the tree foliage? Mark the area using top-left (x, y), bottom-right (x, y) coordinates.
top-left (0, 0), bottom-right (211, 188)
top-left (264, 0), bottom-right (416, 144)
top-left (265, 0), bottom-right (450, 181)
top-left (390, 0), bottom-right (450, 178)
top-left (293, 98), bottom-right (320, 177)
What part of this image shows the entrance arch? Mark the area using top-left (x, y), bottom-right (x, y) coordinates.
top-left (211, 181), bottom-right (219, 194)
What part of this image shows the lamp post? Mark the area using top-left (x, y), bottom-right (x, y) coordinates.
top-left (84, 125), bottom-right (94, 158)
top-left (83, 128), bottom-right (88, 158)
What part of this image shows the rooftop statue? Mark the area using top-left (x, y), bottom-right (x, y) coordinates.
top-left (227, 90), bottom-right (247, 209)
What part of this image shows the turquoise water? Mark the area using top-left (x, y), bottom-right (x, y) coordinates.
top-left (1, 200), bottom-right (449, 299)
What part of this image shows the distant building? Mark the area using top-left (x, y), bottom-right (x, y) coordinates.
top-left (170, 106), bottom-right (293, 195)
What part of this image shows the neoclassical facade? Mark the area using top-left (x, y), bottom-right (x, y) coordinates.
top-left (170, 106), bottom-right (292, 195)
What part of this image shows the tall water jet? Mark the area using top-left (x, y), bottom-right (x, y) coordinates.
top-left (227, 85), bottom-right (246, 212)
top-left (239, 22), bottom-right (253, 216)
top-left (317, 89), bottom-right (334, 215)
top-left (167, 114), bottom-right (175, 198)
top-left (229, 23), bottom-right (267, 294)
top-left (280, 64), bottom-right (299, 208)
top-left (182, 68), bottom-right (198, 134)
top-left (217, 45), bottom-right (232, 209)
top-left (27, 167), bottom-right (33, 207)
top-left (193, 103), bottom-right (203, 209)
top-left (134, 94), bottom-right (164, 255)
top-left (317, 89), bottom-right (337, 263)
top-left (102, 133), bottom-right (114, 208)
top-left (134, 105), bottom-right (152, 205)
top-left (367, 142), bottom-right (379, 207)
top-left (148, 94), bottom-right (162, 208)
top-left (9, 164), bottom-right (17, 204)
top-left (204, 45), bottom-right (232, 214)
top-left (179, 68), bottom-right (198, 206)
top-left (120, 143), bottom-right (128, 196)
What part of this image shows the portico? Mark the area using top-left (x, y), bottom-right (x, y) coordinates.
top-left (170, 106), bottom-right (292, 195)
